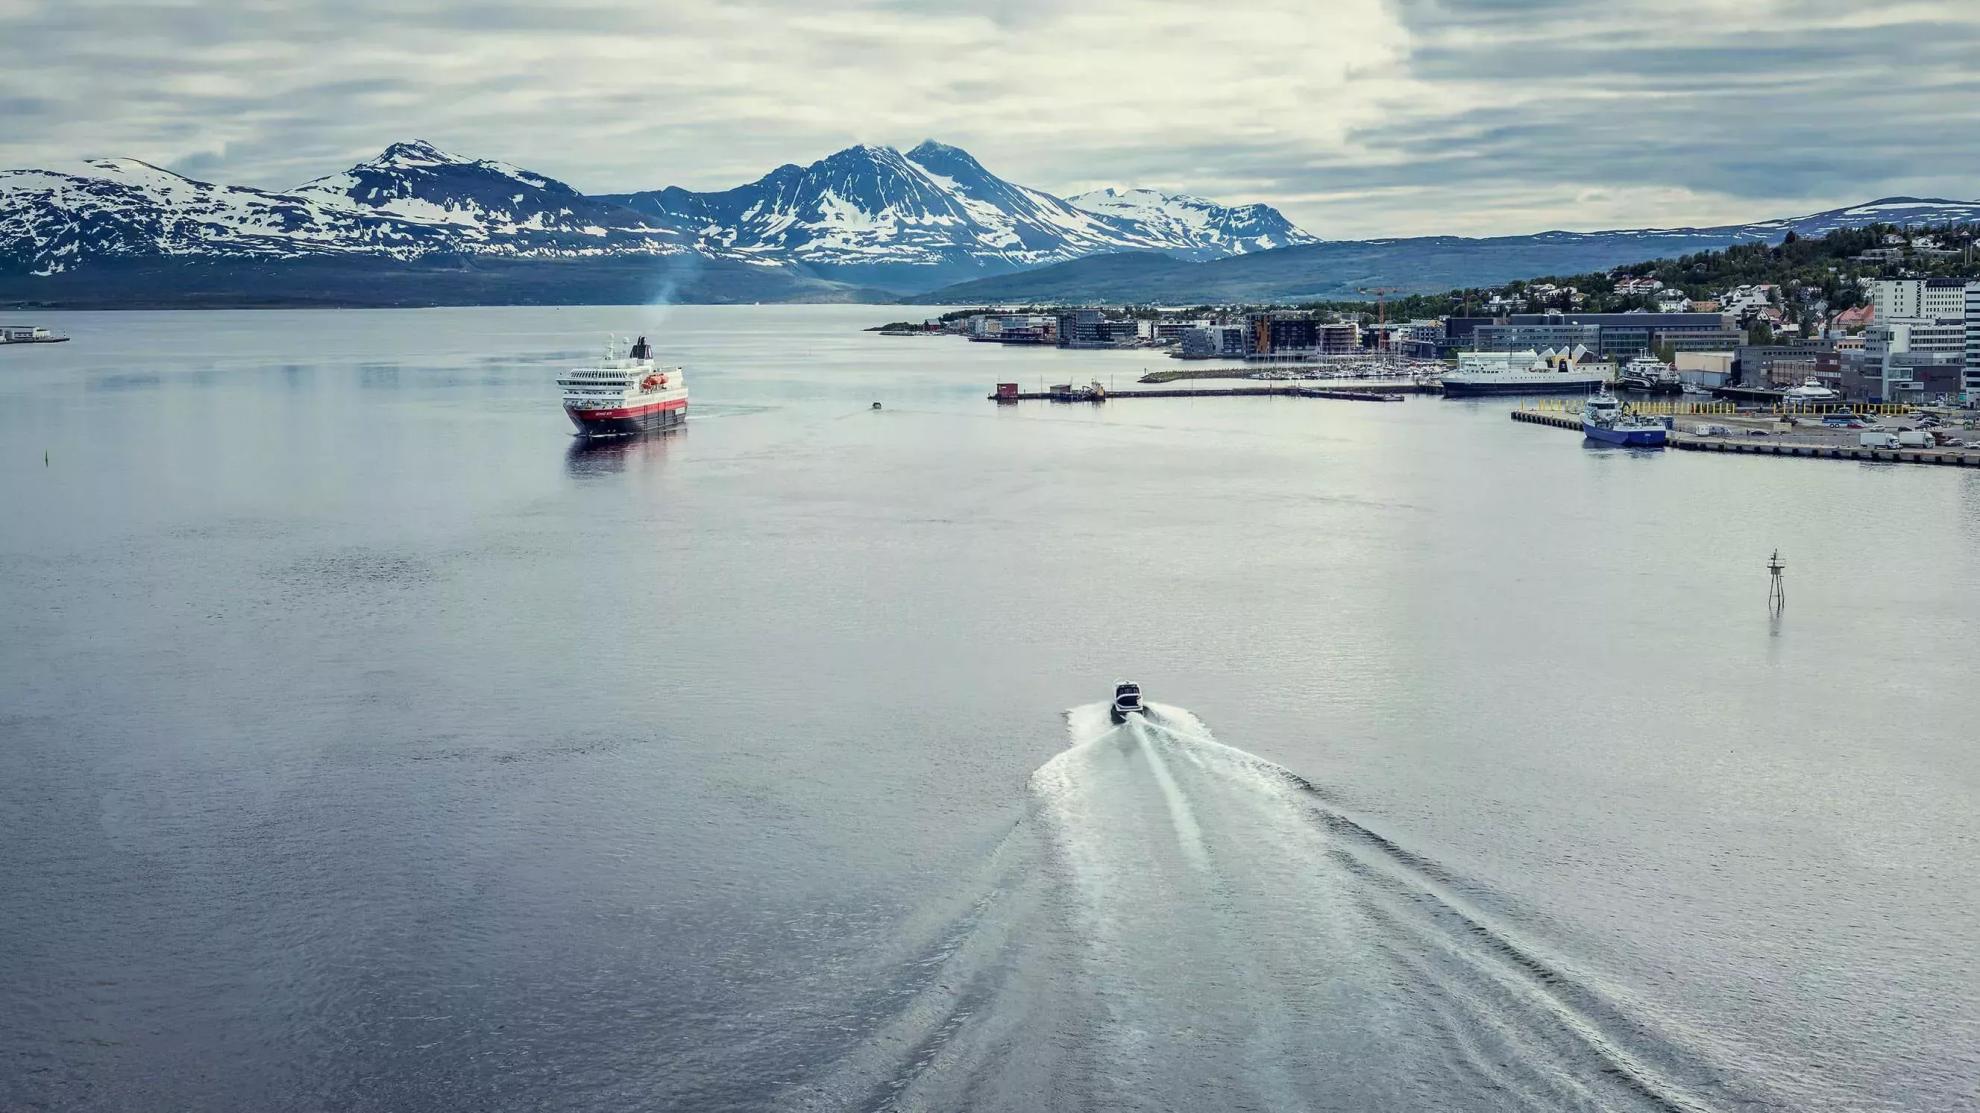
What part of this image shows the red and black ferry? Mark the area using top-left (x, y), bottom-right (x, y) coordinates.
top-left (558, 335), bottom-right (688, 437)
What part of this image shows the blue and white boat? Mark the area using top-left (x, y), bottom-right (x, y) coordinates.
top-left (1582, 390), bottom-right (1667, 446)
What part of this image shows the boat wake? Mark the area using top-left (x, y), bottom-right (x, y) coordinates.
top-left (781, 705), bottom-right (1751, 1112)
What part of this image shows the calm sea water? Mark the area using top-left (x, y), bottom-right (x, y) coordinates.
top-left (2, 306), bottom-right (1977, 1112)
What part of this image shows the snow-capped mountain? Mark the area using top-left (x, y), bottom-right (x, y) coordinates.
top-left (0, 157), bottom-right (453, 276)
top-left (0, 138), bottom-right (1319, 291)
top-left (602, 139), bottom-right (1298, 287)
top-left (287, 140), bottom-right (694, 258)
top-left (1065, 187), bottom-right (1317, 257)
top-left (1739, 196), bottom-right (1980, 239)
top-left (6, 137), bottom-right (1979, 308)
top-left (0, 142), bottom-right (698, 277)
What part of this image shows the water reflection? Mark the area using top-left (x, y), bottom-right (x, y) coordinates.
top-left (84, 371), bottom-right (163, 392)
top-left (564, 429), bottom-right (681, 477)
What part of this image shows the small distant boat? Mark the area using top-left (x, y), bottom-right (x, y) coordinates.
top-left (1111, 681), bottom-right (1144, 723)
top-left (1582, 389), bottom-right (1667, 446)
top-left (1, 324), bottom-right (69, 344)
top-left (1783, 378), bottom-right (1840, 403)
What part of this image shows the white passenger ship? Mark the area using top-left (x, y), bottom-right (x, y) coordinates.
top-left (558, 336), bottom-right (687, 437)
top-left (1441, 349), bottom-right (1611, 396)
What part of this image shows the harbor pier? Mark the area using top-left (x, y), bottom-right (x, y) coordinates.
top-left (1511, 404), bottom-right (1980, 467)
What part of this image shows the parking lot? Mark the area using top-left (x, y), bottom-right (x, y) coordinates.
top-left (1679, 411), bottom-right (1980, 449)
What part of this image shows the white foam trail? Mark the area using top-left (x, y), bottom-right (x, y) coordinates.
top-left (1129, 718), bottom-right (1210, 871)
top-left (787, 700), bottom-right (1747, 1113)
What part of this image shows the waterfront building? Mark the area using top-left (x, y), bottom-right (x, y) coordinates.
top-left (1216, 313), bottom-right (1358, 360)
top-left (1398, 320), bottom-right (1445, 360)
top-left (1735, 341), bottom-right (1841, 388)
top-left (1857, 315), bottom-right (1968, 400)
top-left (1316, 322), bottom-right (1359, 356)
top-left (1472, 312), bottom-right (1740, 360)
top-left (1247, 313), bottom-right (1316, 356)
top-left (1865, 319), bottom-right (1966, 362)
top-left (1868, 352), bottom-right (1966, 402)
top-left (1674, 351), bottom-right (1734, 391)
top-left (969, 313), bottom-right (1056, 343)
top-left (1148, 320), bottom-right (1206, 344)
top-left (1442, 317), bottom-right (1496, 347)
top-left (1966, 282), bottom-right (1980, 399)
top-left (1180, 325), bottom-right (1251, 359)
top-left (1472, 321), bottom-right (1602, 354)
top-left (1057, 309), bottom-right (1136, 349)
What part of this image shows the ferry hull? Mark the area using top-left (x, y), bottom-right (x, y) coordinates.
top-left (1442, 379), bottom-right (1603, 397)
top-left (567, 400), bottom-right (686, 438)
top-left (1582, 420), bottom-right (1667, 446)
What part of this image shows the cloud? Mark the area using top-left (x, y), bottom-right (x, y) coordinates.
top-left (1, 0), bottom-right (1977, 238)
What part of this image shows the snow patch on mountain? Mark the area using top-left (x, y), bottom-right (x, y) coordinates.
top-left (0, 157), bottom-right (448, 275)
top-left (1065, 186), bottom-right (1320, 256)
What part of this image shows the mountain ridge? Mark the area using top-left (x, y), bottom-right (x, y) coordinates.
top-left (915, 196), bottom-right (1980, 304)
top-left (1, 138), bottom-right (1317, 299)
top-left (4, 139), bottom-right (1976, 308)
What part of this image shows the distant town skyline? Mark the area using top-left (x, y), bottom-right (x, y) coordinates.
top-left (4, 0), bottom-right (1979, 240)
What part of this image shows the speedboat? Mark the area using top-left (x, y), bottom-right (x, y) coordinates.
top-left (1111, 681), bottom-right (1144, 723)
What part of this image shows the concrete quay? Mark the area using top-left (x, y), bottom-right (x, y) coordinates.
top-left (1511, 407), bottom-right (1980, 467)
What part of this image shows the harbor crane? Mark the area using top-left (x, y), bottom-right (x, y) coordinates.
top-left (1357, 285), bottom-right (1403, 369)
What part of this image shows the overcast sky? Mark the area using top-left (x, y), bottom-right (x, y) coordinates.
top-left (3, 0), bottom-right (1978, 239)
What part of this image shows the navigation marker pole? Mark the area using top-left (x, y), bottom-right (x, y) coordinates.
top-left (1767, 550), bottom-right (1786, 613)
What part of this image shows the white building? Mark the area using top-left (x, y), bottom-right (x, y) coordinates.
top-left (1866, 319), bottom-right (1967, 360)
top-left (1872, 278), bottom-right (1967, 322)
top-left (1674, 351), bottom-right (1734, 390)
top-left (1863, 315), bottom-right (1967, 400)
